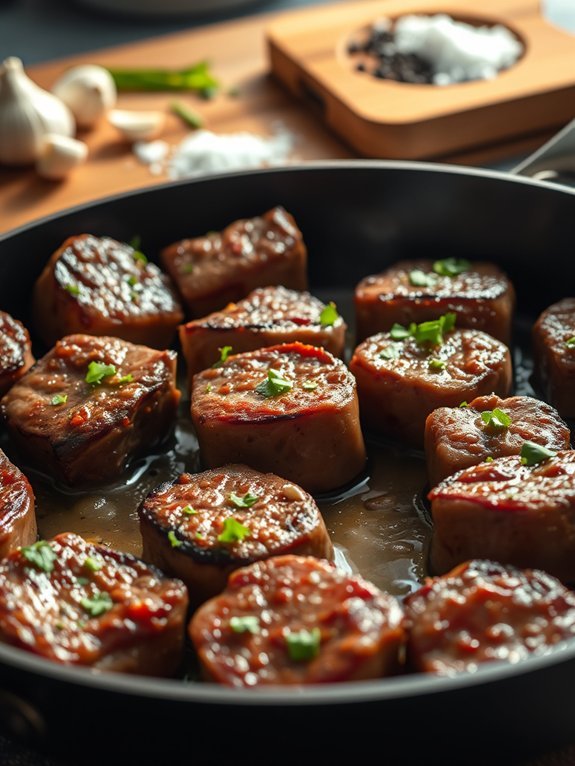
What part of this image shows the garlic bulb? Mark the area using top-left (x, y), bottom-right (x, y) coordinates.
top-left (107, 109), bottom-right (165, 142)
top-left (0, 57), bottom-right (75, 166)
top-left (52, 65), bottom-right (117, 129)
top-left (36, 134), bottom-right (88, 180)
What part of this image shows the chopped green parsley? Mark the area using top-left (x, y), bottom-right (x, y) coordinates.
top-left (433, 257), bottom-right (470, 277)
top-left (229, 491), bottom-right (259, 508)
top-left (83, 556), bottom-right (103, 572)
top-left (80, 591), bottom-right (113, 617)
top-left (428, 358), bottom-right (446, 371)
top-left (217, 517), bottom-right (250, 543)
top-left (21, 541), bottom-right (56, 574)
top-left (379, 345), bottom-right (399, 360)
top-left (285, 627), bottom-right (321, 661)
top-left (212, 345), bottom-right (233, 368)
top-left (480, 408), bottom-right (511, 430)
top-left (65, 283), bottom-right (80, 296)
top-left (566, 337), bottom-right (575, 348)
top-left (520, 441), bottom-right (556, 467)
top-left (319, 301), bottom-right (339, 327)
top-left (409, 269), bottom-right (436, 288)
top-left (51, 394), bottom-right (68, 406)
top-left (230, 615), bottom-right (260, 634)
top-left (390, 313), bottom-right (456, 347)
top-left (168, 530), bottom-right (183, 548)
top-left (85, 361), bottom-right (117, 385)
top-left (255, 368), bottom-right (293, 397)
top-left (182, 505), bottom-right (198, 515)
top-left (302, 380), bottom-right (318, 391)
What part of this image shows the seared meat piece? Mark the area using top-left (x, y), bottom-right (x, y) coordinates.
top-left (0, 449), bottom-right (36, 558)
top-left (429, 451), bottom-right (575, 582)
top-left (0, 311), bottom-right (34, 397)
top-left (532, 297), bottom-right (575, 418)
top-left (349, 316), bottom-right (512, 448)
top-left (32, 234), bottom-right (184, 349)
top-left (0, 532), bottom-right (188, 674)
top-left (404, 559), bottom-right (575, 676)
top-left (179, 285), bottom-right (346, 380)
top-left (425, 394), bottom-right (571, 487)
top-left (1, 334), bottom-right (180, 486)
top-left (191, 342), bottom-right (367, 494)
top-left (189, 554), bottom-right (405, 686)
top-left (355, 258), bottom-right (515, 344)
top-left (161, 207), bottom-right (308, 317)
top-left (139, 464), bottom-right (333, 609)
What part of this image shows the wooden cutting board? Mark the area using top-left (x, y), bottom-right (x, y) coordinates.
top-left (267, 0), bottom-right (575, 159)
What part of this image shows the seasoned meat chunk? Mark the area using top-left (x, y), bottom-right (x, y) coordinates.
top-left (532, 297), bottom-right (575, 418)
top-left (191, 342), bottom-right (367, 494)
top-left (355, 258), bottom-right (515, 344)
top-left (1, 334), bottom-right (180, 486)
top-left (139, 464), bottom-right (333, 608)
top-left (179, 285), bottom-right (346, 380)
top-left (404, 559), bottom-right (575, 676)
top-left (425, 394), bottom-right (571, 487)
top-left (349, 315), bottom-right (512, 448)
top-left (429, 451), bottom-right (575, 581)
top-left (0, 532), bottom-right (188, 674)
top-left (0, 311), bottom-right (34, 397)
top-left (161, 207), bottom-right (308, 317)
top-left (189, 554), bottom-right (405, 686)
top-left (32, 234), bottom-right (184, 349)
top-left (0, 449), bottom-right (36, 558)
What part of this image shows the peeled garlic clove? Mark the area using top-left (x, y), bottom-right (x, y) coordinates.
top-left (0, 57), bottom-right (75, 166)
top-left (35, 134), bottom-right (88, 180)
top-left (107, 109), bottom-right (165, 142)
top-left (52, 65), bottom-right (117, 129)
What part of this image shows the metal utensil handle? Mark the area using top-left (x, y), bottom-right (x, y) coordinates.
top-left (511, 116), bottom-right (575, 178)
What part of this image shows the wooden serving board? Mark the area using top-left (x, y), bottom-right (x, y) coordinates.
top-left (266, 0), bottom-right (575, 159)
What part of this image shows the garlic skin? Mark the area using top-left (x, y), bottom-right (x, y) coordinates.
top-left (52, 65), bottom-right (117, 129)
top-left (107, 108), bottom-right (165, 142)
top-left (0, 57), bottom-right (75, 166)
top-left (35, 134), bottom-right (88, 180)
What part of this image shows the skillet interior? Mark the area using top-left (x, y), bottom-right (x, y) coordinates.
top-left (0, 161), bottom-right (574, 765)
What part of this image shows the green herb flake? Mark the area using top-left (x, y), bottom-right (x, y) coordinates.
top-left (51, 394), bottom-right (68, 406)
top-left (428, 358), bottom-right (446, 371)
top-left (285, 627), bottom-right (321, 662)
top-left (85, 361), bottom-right (117, 385)
top-left (459, 401), bottom-right (469, 408)
top-left (433, 257), bottom-right (471, 277)
top-left (379, 345), bottom-right (399, 360)
top-left (566, 337), bottom-right (575, 348)
top-left (229, 491), bottom-right (259, 509)
top-left (390, 323), bottom-right (414, 341)
top-left (217, 517), bottom-right (251, 544)
top-left (412, 312), bottom-right (456, 346)
top-left (205, 383), bottom-right (213, 393)
top-left (55, 622), bottom-right (65, 631)
top-left (76, 577), bottom-right (89, 586)
top-left (182, 505), bottom-right (198, 516)
top-left (80, 591), bottom-right (113, 618)
top-left (168, 530), bottom-right (183, 548)
top-left (480, 408), bottom-right (512, 430)
top-left (520, 441), bottom-right (557, 467)
top-left (171, 100), bottom-right (204, 129)
top-left (83, 556), bottom-right (102, 572)
top-left (255, 368), bottom-right (293, 398)
top-left (485, 456), bottom-right (494, 463)
top-left (196, 532), bottom-right (205, 540)
top-left (21, 541), bottom-right (56, 574)
top-left (230, 615), bottom-right (260, 634)
top-left (319, 301), bottom-right (339, 328)
top-left (212, 345), bottom-right (233, 368)
top-left (65, 283), bottom-right (80, 296)
top-left (302, 381), bottom-right (318, 391)
top-left (409, 269), bottom-right (436, 288)
top-left (117, 374), bottom-right (134, 385)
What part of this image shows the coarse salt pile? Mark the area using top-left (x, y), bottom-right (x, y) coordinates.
top-left (393, 14), bottom-right (523, 84)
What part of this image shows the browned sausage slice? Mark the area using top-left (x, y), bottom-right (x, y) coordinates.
top-left (1, 334), bottom-right (180, 486)
top-left (179, 285), bottom-right (346, 379)
top-left (0, 532), bottom-right (188, 674)
top-left (404, 559), bottom-right (575, 676)
top-left (532, 297), bottom-right (575, 418)
top-left (161, 207), bottom-right (308, 317)
top-left (0, 311), bottom-right (34, 397)
top-left (349, 318), bottom-right (512, 448)
top-left (189, 554), bottom-right (405, 686)
top-left (425, 394), bottom-right (571, 487)
top-left (355, 258), bottom-right (515, 344)
top-left (139, 464), bottom-right (333, 608)
top-left (428, 451), bottom-right (575, 581)
top-left (0, 448), bottom-right (36, 558)
top-left (32, 234), bottom-right (184, 349)
top-left (191, 342), bottom-right (367, 494)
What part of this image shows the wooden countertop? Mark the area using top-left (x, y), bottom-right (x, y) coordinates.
top-left (0, 4), bottom-right (557, 235)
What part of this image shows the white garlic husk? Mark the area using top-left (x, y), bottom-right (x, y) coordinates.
top-left (35, 134), bottom-right (88, 180)
top-left (52, 65), bottom-right (117, 129)
top-left (0, 56), bottom-right (75, 166)
top-left (107, 108), bottom-right (165, 142)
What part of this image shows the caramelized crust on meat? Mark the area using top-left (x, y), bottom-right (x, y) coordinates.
top-left (189, 554), bottom-right (406, 686)
top-left (191, 342), bottom-right (367, 494)
top-left (429, 451), bottom-right (575, 581)
top-left (0, 449), bottom-right (36, 558)
top-left (405, 559), bottom-right (575, 676)
top-left (1, 334), bottom-right (180, 486)
top-left (355, 259), bottom-right (515, 344)
top-left (161, 207), bottom-right (308, 317)
top-left (350, 328), bottom-right (512, 448)
top-left (0, 311), bottom-right (34, 397)
top-left (179, 285), bottom-right (346, 379)
top-left (32, 234), bottom-right (184, 349)
top-left (425, 394), bottom-right (571, 487)
top-left (532, 298), bottom-right (575, 418)
top-left (0, 532), bottom-right (188, 674)
top-left (139, 465), bottom-right (333, 608)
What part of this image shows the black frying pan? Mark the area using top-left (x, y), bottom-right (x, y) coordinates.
top-left (0, 160), bottom-right (574, 766)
